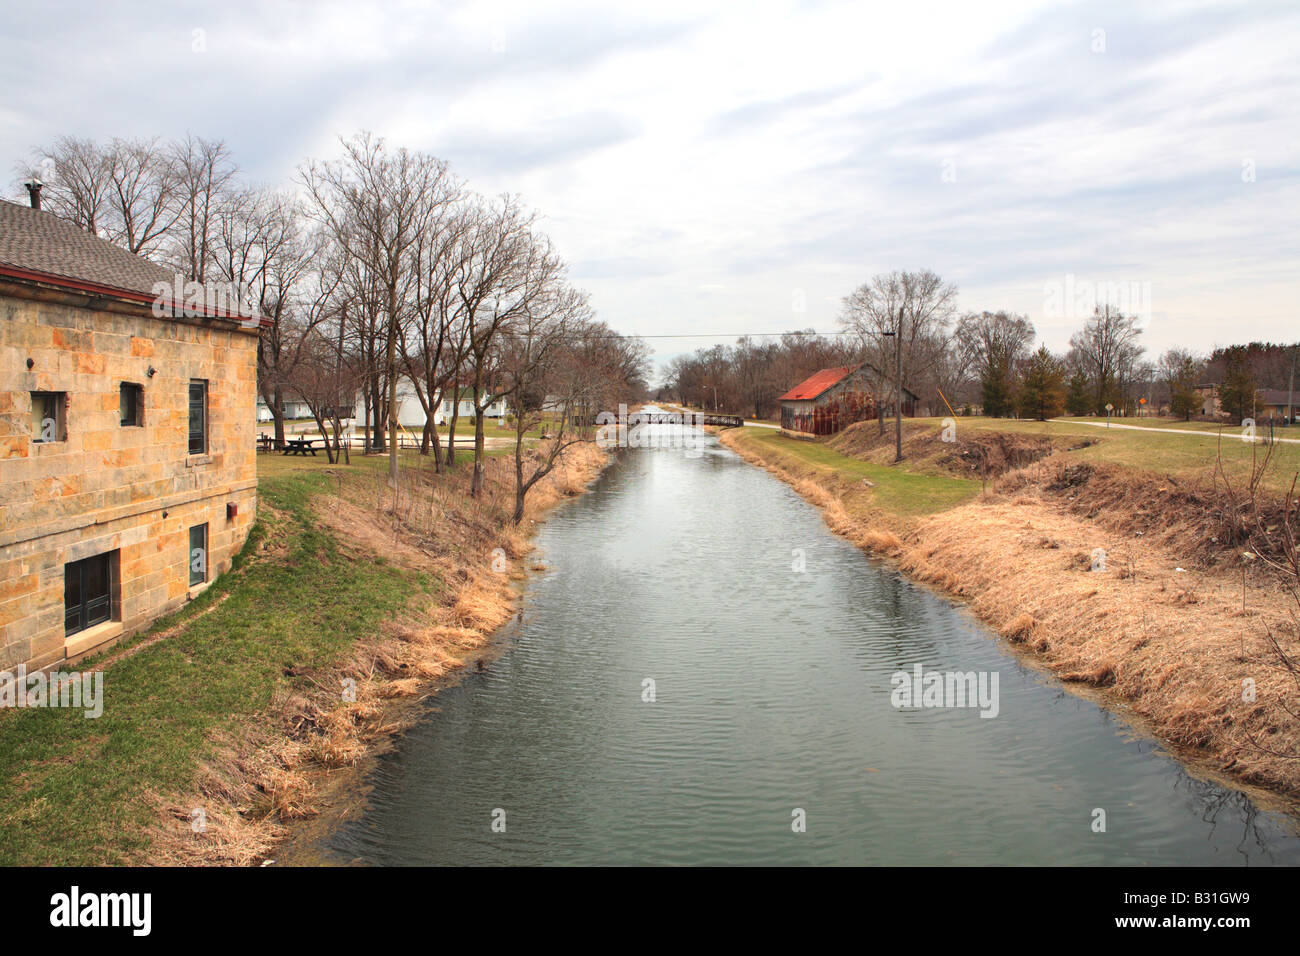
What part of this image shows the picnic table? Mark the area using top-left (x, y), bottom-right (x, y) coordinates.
top-left (257, 434), bottom-right (275, 452)
top-left (282, 437), bottom-right (318, 456)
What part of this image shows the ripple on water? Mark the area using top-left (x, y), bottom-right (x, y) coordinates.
top-left (324, 435), bottom-right (1300, 866)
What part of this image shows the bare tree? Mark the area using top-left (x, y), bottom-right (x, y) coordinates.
top-left (211, 186), bottom-right (320, 448)
top-left (104, 137), bottom-right (182, 257)
top-left (499, 286), bottom-right (588, 522)
top-left (840, 269), bottom-right (957, 457)
top-left (1069, 305), bottom-right (1145, 415)
top-left (300, 132), bottom-right (460, 485)
top-left (399, 200), bottom-right (474, 471)
top-left (288, 326), bottom-right (364, 464)
top-left (454, 195), bottom-right (557, 496)
top-left (28, 136), bottom-right (113, 233)
top-left (171, 134), bottom-right (237, 281)
top-left (954, 311), bottom-right (1036, 417)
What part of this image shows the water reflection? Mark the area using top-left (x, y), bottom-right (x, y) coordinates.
top-left (321, 429), bottom-right (1300, 866)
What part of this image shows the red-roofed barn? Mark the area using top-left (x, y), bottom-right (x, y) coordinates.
top-left (777, 364), bottom-right (917, 436)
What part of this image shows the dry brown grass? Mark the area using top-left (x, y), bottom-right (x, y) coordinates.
top-left (146, 442), bottom-right (608, 865)
top-left (829, 419), bottom-right (1077, 479)
top-left (909, 499), bottom-right (1297, 792)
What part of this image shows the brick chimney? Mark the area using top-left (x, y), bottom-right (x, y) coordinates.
top-left (24, 179), bottom-right (42, 210)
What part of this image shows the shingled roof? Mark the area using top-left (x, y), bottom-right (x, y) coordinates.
top-left (0, 199), bottom-right (175, 297)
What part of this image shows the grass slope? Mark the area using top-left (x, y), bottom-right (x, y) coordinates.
top-left (0, 467), bottom-right (434, 865)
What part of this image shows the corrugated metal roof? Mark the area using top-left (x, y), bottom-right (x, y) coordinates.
top-left (777, 366), bottom-right (857, 401)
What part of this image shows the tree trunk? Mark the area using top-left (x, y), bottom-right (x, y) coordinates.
top-left (470, 381), bottom-right (486, 498)
top-left (446, 397), bottom-right (460, 466)
top-left (272, 385), bottom-right (286, 449)
top-left (513, 427), bottom-right (527, 524)
top-left (386, 289), bottom-right (399, 484)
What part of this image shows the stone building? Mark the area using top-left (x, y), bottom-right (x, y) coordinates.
top-left (0, 197), bottom-right (263, 672)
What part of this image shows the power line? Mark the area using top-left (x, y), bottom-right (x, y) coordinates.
top-left (563, 329), bottom-right (857, 340)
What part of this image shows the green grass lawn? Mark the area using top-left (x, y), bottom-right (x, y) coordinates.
top-left (256, 443), bottom-right (515, 482)
top-left (736, 427), bottom-right (979, 518)
top-left (0, 467), bottom-right (438, 865)
top-left (267, 419), bottom-right (549, 442)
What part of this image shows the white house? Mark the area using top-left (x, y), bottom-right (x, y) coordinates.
top-left (256, 398), bottom-right (313, 421)
top-left (350, 380), bottom-right (509, 430)
top-left (432, 387), bottom-right (508, 424)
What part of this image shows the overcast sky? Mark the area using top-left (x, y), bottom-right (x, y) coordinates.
top-left (3, 0), bottom-right (1296, 377)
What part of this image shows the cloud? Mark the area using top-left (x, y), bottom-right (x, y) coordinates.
top-left (1, 0), bottom-right (1296, 371)
top-left (438, 111), bottom-right (642, 175)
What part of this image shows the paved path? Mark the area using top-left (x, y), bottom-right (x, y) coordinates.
top-left (1064, 419), bottom-right (1300, 445)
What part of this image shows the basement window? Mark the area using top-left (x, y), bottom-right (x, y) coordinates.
top-left (31, 391), bottom-right (66, 443)
top-left (189, 523), bottom-right (208, 587)
top-left (65, 552), bottom-right (112, 636)
top-left (120, 382), bottom-right (143, 426)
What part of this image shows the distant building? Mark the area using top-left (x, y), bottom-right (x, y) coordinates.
top-left (1194, 383), bottom-right (1224, 418)
top-left (348, 381), bottom-right (509, 436)
top-left (431, 386), bottom-right (508, 425)
top-left (1256, 389), bottom-right (1298, 423)
top-left (256, 398), bottom-right (312, 422)
top-left (0, 198), bottom-right (263, 672)
top-left (777, 364), bottom-right (917, 436)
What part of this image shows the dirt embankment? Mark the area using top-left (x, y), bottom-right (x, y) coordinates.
top-left (147, 443), bottom-right (608, 865)
top-left (721, 427), bottom-right (1300, 808)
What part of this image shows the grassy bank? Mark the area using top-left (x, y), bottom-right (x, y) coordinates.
top-left (0, 443), bottom-right (605, 865)
top-left (907, 415), bottom-right (1300, 492)
top-left (722, 419), bottom-right (1300, 807)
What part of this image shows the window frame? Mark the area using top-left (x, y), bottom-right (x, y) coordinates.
top-left (188, 380), bottom-right (208, 455)
top-left (65, 552), bottom-right (112, 636)
top-left (31, 391), bottom-right (67, 443)
top-left (189, 523), bottom-right (208, 587)
top-left (120, 382), bottom-right (144, 427)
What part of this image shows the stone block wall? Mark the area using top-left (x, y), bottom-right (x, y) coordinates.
top-left (0, 293), bottom-right (259, 670)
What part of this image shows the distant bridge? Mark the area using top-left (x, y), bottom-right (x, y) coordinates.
top-left (595, 411), bottom-right (745, 429)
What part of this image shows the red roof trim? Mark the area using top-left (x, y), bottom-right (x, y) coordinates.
top-left (0, 262), bottom-right (272, 328)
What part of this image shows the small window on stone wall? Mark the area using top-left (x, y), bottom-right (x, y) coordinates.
top-left (31, 391), bottom-right (66, 443)
top-left (120, 382), bottom-right (143, 426)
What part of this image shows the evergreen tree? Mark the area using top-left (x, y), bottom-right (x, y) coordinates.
top-left (1065, 370), bottom-right (1091, 416)
top-left (981, 359), bottom-right (1015, 417)
top-left (1017, 345), bottom-right (1066, 420)
top-left (1218, 347), bottom-right (1256, 423)
top-left (1168, 356), bottom-right (1202, 421)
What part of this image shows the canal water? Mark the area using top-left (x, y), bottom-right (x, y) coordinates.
top-left (319, 426), bottom-right (1300, 865)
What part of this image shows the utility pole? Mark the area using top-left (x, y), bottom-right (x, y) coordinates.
top-left (1287, 344), bottom-right (1296, 426)
top-left (894, 304), bottom-right (904, 462)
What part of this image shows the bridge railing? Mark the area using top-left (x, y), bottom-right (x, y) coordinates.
top-left (593, 412), bottom-right (745, 429)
